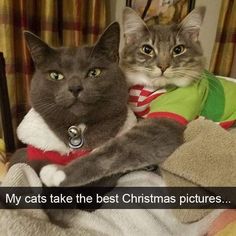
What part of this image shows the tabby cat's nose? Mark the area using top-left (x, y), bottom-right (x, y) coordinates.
top-left (68, 85), bottom-right (83, 97)
top-left (158, 64), bottom-right (170, 73)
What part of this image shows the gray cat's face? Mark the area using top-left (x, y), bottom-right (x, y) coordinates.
top-left (121, 7), bottom-right (206, 88)
top-left (25, 23), bottom-right (127, 133)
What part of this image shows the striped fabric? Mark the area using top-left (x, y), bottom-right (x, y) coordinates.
top-left (129, 85), bottom-right (167, 117)
top-left (0, 0), bottom-right (108, 146)
top-left (209, 0), bottom-right (236, 77)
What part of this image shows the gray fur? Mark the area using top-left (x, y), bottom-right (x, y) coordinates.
top-left (27, 22), bottom-right (127, 148)
top-left (12, 18), bottom-right (186, 187)
top-left (10, 22), bottom-right (129, 170)
top-left (60, 118), bottom-right (184, 186)
top-left (54, 9), bottom-right (209, 187)
top-left (121, 7), bottom-right (206, 88)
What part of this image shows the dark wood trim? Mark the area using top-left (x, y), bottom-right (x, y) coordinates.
top-left (126, 0), bottom-right (132, 7)
top-left (141, 0), bottom-right (153, 19)
top-left (0, 52), bottom-right (15, 153)
top-left (188, 0), bottom-right (196, 12)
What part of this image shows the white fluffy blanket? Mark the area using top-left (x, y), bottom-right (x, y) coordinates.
top-left (0, 163), bottom-right (221, 236)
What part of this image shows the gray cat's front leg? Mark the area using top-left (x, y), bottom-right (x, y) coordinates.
top-left (40, 140), bottom-right (130, 187)
top-left (40, 118), bottom-right (185, 187)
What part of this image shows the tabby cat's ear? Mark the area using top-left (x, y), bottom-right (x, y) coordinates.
top-left (24, 31), bottom-right (54, 66)
top-left (123, 7), bottom-right (149, 44)
top-left (178, 7), bottom-right (206, 41)
top-left (92, 22), bottom-right (120, 62)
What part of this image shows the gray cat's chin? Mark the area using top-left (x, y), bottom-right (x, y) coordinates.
top-left (68, 104), bottom-right (88, 117)
top-left (56, 99), bottom-right (84, 116)
top-left (64, 100), bottom-right (78, 109)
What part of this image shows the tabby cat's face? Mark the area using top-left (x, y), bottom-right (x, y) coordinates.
top-left (121, 7), bottom-right (206, 88)
top-left (25, 23), bottom-right (127, 128)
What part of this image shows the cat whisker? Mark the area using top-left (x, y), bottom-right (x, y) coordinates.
top-left (32, 102), bottom-right (63, 116)
top-left (170, 68), bottom-right (202, 75)
top-left (172, 71), bottom-right (201, 78)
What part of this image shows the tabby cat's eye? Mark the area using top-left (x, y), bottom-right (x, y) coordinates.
top-left (49, 71), bottom-right (64, 81)
top-left (87, 68), bottom-right (101, 78)
top-left (172, 45), bottom-right (186, 56)
top-left (140, 44), bottom-right (154, 56)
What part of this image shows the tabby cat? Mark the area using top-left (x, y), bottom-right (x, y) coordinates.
top-left (121, 6), bottom-right (206, 124)
top-left (121, 7), bottom-right (236, 129)
top-left (121, 7), bottom-right (205, 89)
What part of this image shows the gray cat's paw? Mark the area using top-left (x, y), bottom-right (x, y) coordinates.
top-left (40, 164), bottom-right (66, 186)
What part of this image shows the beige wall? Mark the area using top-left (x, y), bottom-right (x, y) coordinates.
top-left (108, 0), bottom-right (126, 50)
top-left (109, 0), bottom-right (125, 23)
top-left (196, 0), bottom-right (222, 68)
top-left (108, 0), bottom-right (222, 68)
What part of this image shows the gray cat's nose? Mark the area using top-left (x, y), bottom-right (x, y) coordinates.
top-left (68, 85), bottom-right (83, 97)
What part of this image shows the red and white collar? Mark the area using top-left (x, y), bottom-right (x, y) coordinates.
top-left (27, 145), bottom-right (90, 165)
top-left (17, 108), bottom-right (74, 155)
top-left (17, 108), bottom-right (91, 164)
top-left (17, 108), bottom-right (137, 165)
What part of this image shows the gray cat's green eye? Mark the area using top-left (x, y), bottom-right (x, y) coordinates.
top-left (140, 45), bottom-right (154, 56)
top-left (172, 45), bottom-right (186, 56)
top-left (49, 72), bottom-right (64, 81)
top-left (87, 68), bottom-right (101, 78)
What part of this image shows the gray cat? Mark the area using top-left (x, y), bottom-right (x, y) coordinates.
top-left (39, 11), bottom-right (189, 186)
top-left (10, 22), bottom-right (183, 186)
top-left (10, 23), bottom-right (134, 174)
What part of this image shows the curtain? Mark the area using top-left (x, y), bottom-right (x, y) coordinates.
top-left (0, 0), bottom-right (108, 145)
top-left (209, 0), bottom-right (236, 77)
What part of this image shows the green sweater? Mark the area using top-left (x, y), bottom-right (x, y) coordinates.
top-left (129, 71), bottom-right (236, 128)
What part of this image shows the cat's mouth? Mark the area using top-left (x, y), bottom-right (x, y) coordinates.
top-left (57, 93), bottom-right (97, 111)
top-left (63, 98), bottom-right (79, 109)
top-left (156, 75), bottom-right (167, 79)
top-left (64, 97), bottom-right (93, 109)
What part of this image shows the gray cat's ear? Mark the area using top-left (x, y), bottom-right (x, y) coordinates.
top-left (92, 22), bottom-right (120, 62)
top-left (123, 7), bottom-right (149, 44)
top-left (178, 7), bottom-right (206, 41)
top-left (24, 31), bottom-right (54, 66)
